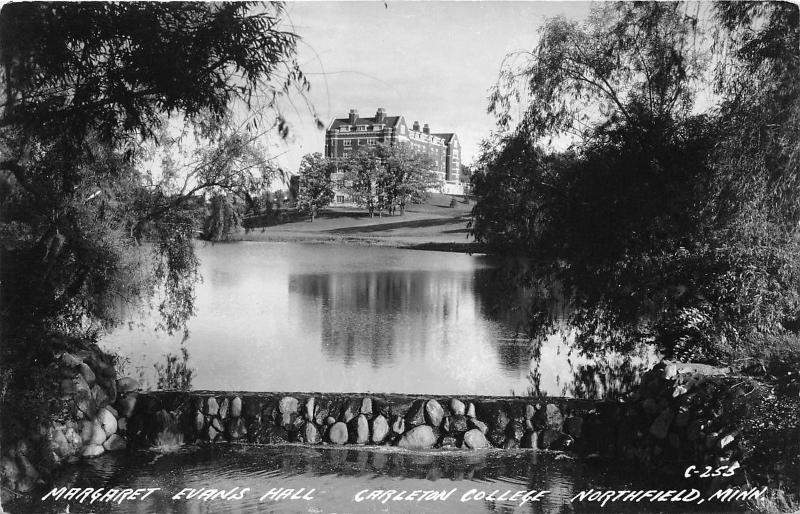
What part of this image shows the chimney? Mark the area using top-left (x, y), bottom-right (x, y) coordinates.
top-left (375, 107), bottom-right (386, 123)
top-left (349, 109), bottom-right (358, 124)
top-left (412, 121), bottom-right (420, 132)
top-left (423, 123), bottom-right (430, 134)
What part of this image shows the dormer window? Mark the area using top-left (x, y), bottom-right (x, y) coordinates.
top-left (357, 125), bottom-right (367, 131)
top-left (340, 126), bottom-right (350, 132)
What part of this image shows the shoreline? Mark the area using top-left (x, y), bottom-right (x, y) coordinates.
top-left (229, 231), bottom-right (487, 254)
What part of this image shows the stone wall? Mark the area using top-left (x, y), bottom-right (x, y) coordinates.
top-left (3, 354), bottom-right (765, 504)
top-left (125, 391), bottom-right (604, 452)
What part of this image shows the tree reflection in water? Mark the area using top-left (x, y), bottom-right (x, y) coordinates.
top-left (289, 254), bottom-right (655, 399)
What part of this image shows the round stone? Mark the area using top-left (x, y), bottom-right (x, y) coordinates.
top-left (329, 422), bottom-right (349, 445)
top-left (463, 429), bottom-right (490, 449)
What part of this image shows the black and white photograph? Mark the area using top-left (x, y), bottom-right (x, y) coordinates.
top-left (0, 1), bottom-right (798, 512)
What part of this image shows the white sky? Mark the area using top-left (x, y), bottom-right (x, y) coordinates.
top-left (273, 1), bottom-right (593, 175)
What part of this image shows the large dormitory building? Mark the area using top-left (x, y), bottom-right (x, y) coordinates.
top-left (323, 108), bottom-right (463, 204)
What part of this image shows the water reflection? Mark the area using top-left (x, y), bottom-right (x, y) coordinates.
top-left (103, 243), bottom-right (655, 397)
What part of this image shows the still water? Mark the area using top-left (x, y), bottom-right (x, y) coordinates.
top-left (104, 242), bottom-right (653, 397)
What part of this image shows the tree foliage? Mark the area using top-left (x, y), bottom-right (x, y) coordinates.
top-left (296, 152), bottom-right (334, 221)
top-left (341, 143), bottom-right (436, 217)
top-left (472, 1), bottom-right (800, 366)
top-left (0, 2), bottom-right (312, 341)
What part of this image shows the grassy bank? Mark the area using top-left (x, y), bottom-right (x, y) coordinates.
top-left (235, 194), bottom-right (485, 253)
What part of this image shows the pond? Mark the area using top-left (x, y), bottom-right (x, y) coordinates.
top-left (104, 242), bottom-right (655, 397)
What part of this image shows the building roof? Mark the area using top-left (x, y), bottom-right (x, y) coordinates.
top-left (432, 133), bottom-right (456, 143)
top-left (329, 115), bottom-right (401, 130)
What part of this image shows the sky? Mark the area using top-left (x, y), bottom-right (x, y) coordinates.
top-left (272, 1), bottom-right (593, 175)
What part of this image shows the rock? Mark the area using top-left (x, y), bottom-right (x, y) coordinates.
top-left (392, 417), bottom-right (405, 435)
top-left (468, 418), bottom-right (488, 434)
top-left (97, 407), bottom-right (117, 437)
top-left (218, 398), bottom-right (229, 420)
top-left (78, 363), bottom-right (96, 386)
top-left (564, 416), bottom-right (583, 438)
top-left (193, 412), bottom-right (205, 432)
top-left (116, 377), bottom-right (139, 394)
top-left (303, 422), bottom-right (321, 444)
top-left (371, 415), bottom-right (389, 443)
top-left (116, 394), bottom-right (137, 418)
top-left (81, 419), bottom-right (106, 446)
top-left (503, 438), bottom-right (520, 449)
top-left (81, 444), bottom-right (104, 458)
top-left (117, 418), bottom-right (127, 432)
top-left (60, 352), bottom-right (83, 368)
top-left (305, 397), bottom-right (316, 421)
top-left (228, 418), bottom-right (248, 440)
top-left (230, 397), bottom-right (242, 418)
top-left (325, 416), bottom-right (336, 426)
top-left (449, 415), bottom-right (468, 433)
top-left (361, 397), bottom-right (372, 417)
top-left (211, 417), bottom-right (224, 433)
top-left (204, 397), bottom-right (219, 417)
top-left (506, 421), bottom-right (524, 441)
top-left (406, 400), bottom-right (426, 426)
top-left (104, 405), bottom-right (118, 418)
top-left (664, 362), bottom-right (678, 380)
top-left (329, 422), bottom-right (349, 445)
top-left (450, 399), bottom-right (465, 416)
top-left (466, 403), bottom-right (476, 418)
top-left (719, 433), bottom-right (735, 449)
top-left (535, 404), bottom-right (563, 430)
top-left (352, 414), bottom-right (369, 444)
top-left (649, 409), bottom-right (674, 439)
top-left (343, 398), bottom-right (360, 422)
top-left (525, 404), bottom-right (536, 419)
top-left (463, 429), bottom-right (490, 449)
top-left (492, 408), bottom-right (510, 431)
top-left (0, 457), bottom-right (19, 484)
top-left (60, 377), bottom-right (77, 396)
top-left (279, 396), bottom-right (298, 414)
top-left (103, 434), bottom-right (126, 451)
top-left (207, 426), bottom-right (220, 441)
top-left (488, 429), bottom-right (506, 447)
top-left (397, 425), bottom-right (437, 449)
top-left (91, 385), bottom-right (109, 409)
top-left (425, 399), bottom-right (444, 427)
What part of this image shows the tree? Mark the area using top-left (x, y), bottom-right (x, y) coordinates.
top-left (0, 2), bottom-right (314, 339)
top-left (377, 143), bottom-right (437, 215)
top-left (341, 143), bottom-right (436, 217)
top-left (341, 146), bottom-right (385, 217)
top-left (472, 1), bottom-right (800, 366)
top-left (296, 153), bottom-right (334, 221)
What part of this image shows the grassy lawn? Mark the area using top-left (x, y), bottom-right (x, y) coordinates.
top-left (235, 194), bottom-right (482, 252)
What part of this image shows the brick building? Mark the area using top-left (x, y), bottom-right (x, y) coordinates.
top-left (324, 108), bottom-right (462, 204)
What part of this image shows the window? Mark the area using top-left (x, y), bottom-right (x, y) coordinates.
top-left (343, 139), bottom-right (352, 146)
top-left (340, 126), bottom-right (350, 132)
top-left (336, 195), bottom-right (345, 204)
top-left (357, 125), bottom-right (367, 131)
top-left (367, 138), bottom-right (376, 146)
top-left (342, 151), bottom-right (350, 158)
top-left (372, 125), bottom-right (382, 131)
top-left (337, 180), bottom-right (345, 189)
